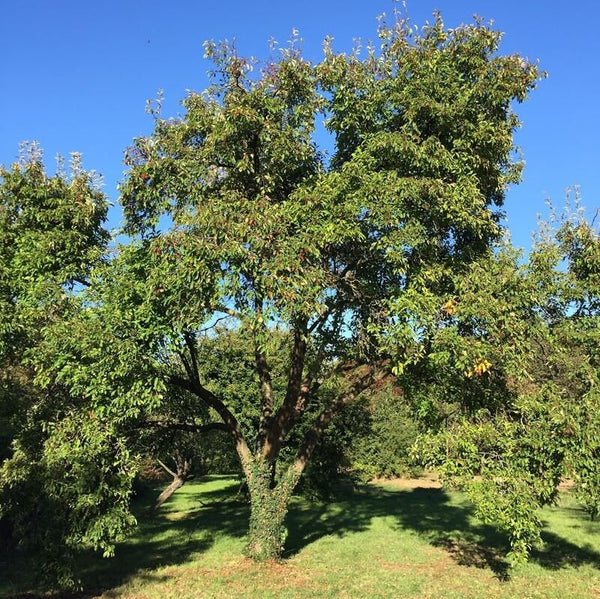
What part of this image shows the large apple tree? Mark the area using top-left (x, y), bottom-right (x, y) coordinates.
top-left (39, 15), bottom-right (539, 562)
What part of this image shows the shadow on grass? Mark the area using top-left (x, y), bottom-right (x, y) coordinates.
top-left (285, 485), bottom-right (511, 579)
top-left (2, 477), bottom-right (600, 597)
top-left (76, 476), bottom-right (249, 594)
top-left (0, 475), bottom-right (248, 599)
top-left (285, 484), bottom-right (600, 581)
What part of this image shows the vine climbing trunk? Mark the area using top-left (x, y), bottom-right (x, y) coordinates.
top-left (244, 460), bottom-right (297, 561)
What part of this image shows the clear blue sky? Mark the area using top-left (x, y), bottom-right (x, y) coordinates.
top-left (1, 1), bottom-right (598, 249)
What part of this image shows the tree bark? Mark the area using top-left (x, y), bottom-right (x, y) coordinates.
top-left (244, 363), bottom-right (391, 559)
top-left (244, 459), bottom-right (295, 561)
top-left (262, 323), bottom-right (308, 461)
top-left (152, 453), bottom-right (193, 512)
top-left (152, 475), bottom-right (187, 512)
top-left (253, 300), bottom-right (276, 448)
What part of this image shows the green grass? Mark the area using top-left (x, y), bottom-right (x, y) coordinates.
top-left (2, 475), bottom-right (600, 598)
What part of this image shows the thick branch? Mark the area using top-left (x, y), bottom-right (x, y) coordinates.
top-left (291, 362), bottom-right (391, 479)
top-left (307, 291), bottom-right (348, 335)
top-left (255, 344), bottom-right (275, 446)
top-left (157, 458), bottom-right (177, 478)
top-left (169, 374), bottom-right (253, 473)
top-left (73, 277), bottom-right (91, 288)
top-left (177, 351), bottom-right (195, 383)
top-left (308, 308), bottom-right (332, 334)
top-left (253, 299), bottom-right (276, 447)
top-left (262, 321), bottom-right (308, 461)
top-left (152, 476), bottom-right (186, 512)
top-left (287, 372), bottom-right (321, 429)
top-left (215, 305), bottom-right (242, 319)
top-left (183, 331), bottom-right (199, 383)
top-left (141, 420), bottom-right (229, 434)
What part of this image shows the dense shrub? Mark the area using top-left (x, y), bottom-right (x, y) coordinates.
top-left (349, 386), bottom-right (421, 481)
top-left (298, 384), bottom-right (421, 497)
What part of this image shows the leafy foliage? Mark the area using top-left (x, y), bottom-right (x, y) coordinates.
top-left (350, 384), bottom-right (420, 481)
top-left (0, 147), bottom-right (113, 586)
top-left (411, 207), bottom-right (600, 562)
top-left (1, 12), bottom-right (548, 583)
top-left (0, 145), bottom-right (107, 360)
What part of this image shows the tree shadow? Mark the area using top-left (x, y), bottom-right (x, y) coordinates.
top-left (0, 476), bottom-right (248, 599)
top-left (286, 484), bottom-right (600, 581)
top-left (77, 476), bottom-right (249, 593)
top-left (285, 485), bottom-right (510, 579)
top-left (2, 478), bottom-right (600, 598)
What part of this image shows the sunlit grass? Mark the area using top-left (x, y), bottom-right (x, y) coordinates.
top-left (2, 475), bottom-right (600, 598)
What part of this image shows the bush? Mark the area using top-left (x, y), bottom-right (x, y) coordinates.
top-left (297, 383), bottom-right (421, 497)
top-left (349, 386), bottom-right (421, 481)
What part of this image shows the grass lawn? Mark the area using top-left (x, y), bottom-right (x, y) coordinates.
top-left (1, 475), bottom-right (600, 598)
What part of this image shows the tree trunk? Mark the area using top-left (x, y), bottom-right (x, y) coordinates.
top-left (152, 475), bottom-right (186, 512)
top-left (244, 460), bottom-right (296, 561)
top-left (152, 452), bottom-right (194, 513)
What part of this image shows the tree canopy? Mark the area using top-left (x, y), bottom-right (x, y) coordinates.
top-left (0, 146), bottom-right (116, 587)
top-left (5, 13), bottom-right (597, 589)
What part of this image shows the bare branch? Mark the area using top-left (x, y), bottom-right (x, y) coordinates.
top-left (215, 305), bottom-right (242, 319)
top-left (73, 277), bottom-right (91, 288)
top-left (308, 304), bottom-right (334, 334)
top-left (157, 458), bottom-right (177, 478)
top-left (200, 315), bottom-right (230, 334)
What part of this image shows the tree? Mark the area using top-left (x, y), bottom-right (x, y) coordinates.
top-left (0, 144), bottom-right (108, 467)
top-left (135, 340), bottom-right (245, 511)
top-left (412, 204), bottom-right (600, 562)
top-left (38, 14), bottom-right (539, 563)
top-left (0, 146), bottom-right (123, 586)
top-left (349, 381), bottom-right (420, 481)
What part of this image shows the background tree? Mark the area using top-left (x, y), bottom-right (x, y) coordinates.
top-left (410, 204), bottom-right (600, 562)
top-left (38, 14), bottom-right (539, 563)
top-left (0, 145), bottom-right (107, 464)
top-left (137, 385), bottom-right (218, 513)
top-left (348, 382), bottom-right (420, 482)
top-left (0, 145), bottom-right (119, 587)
